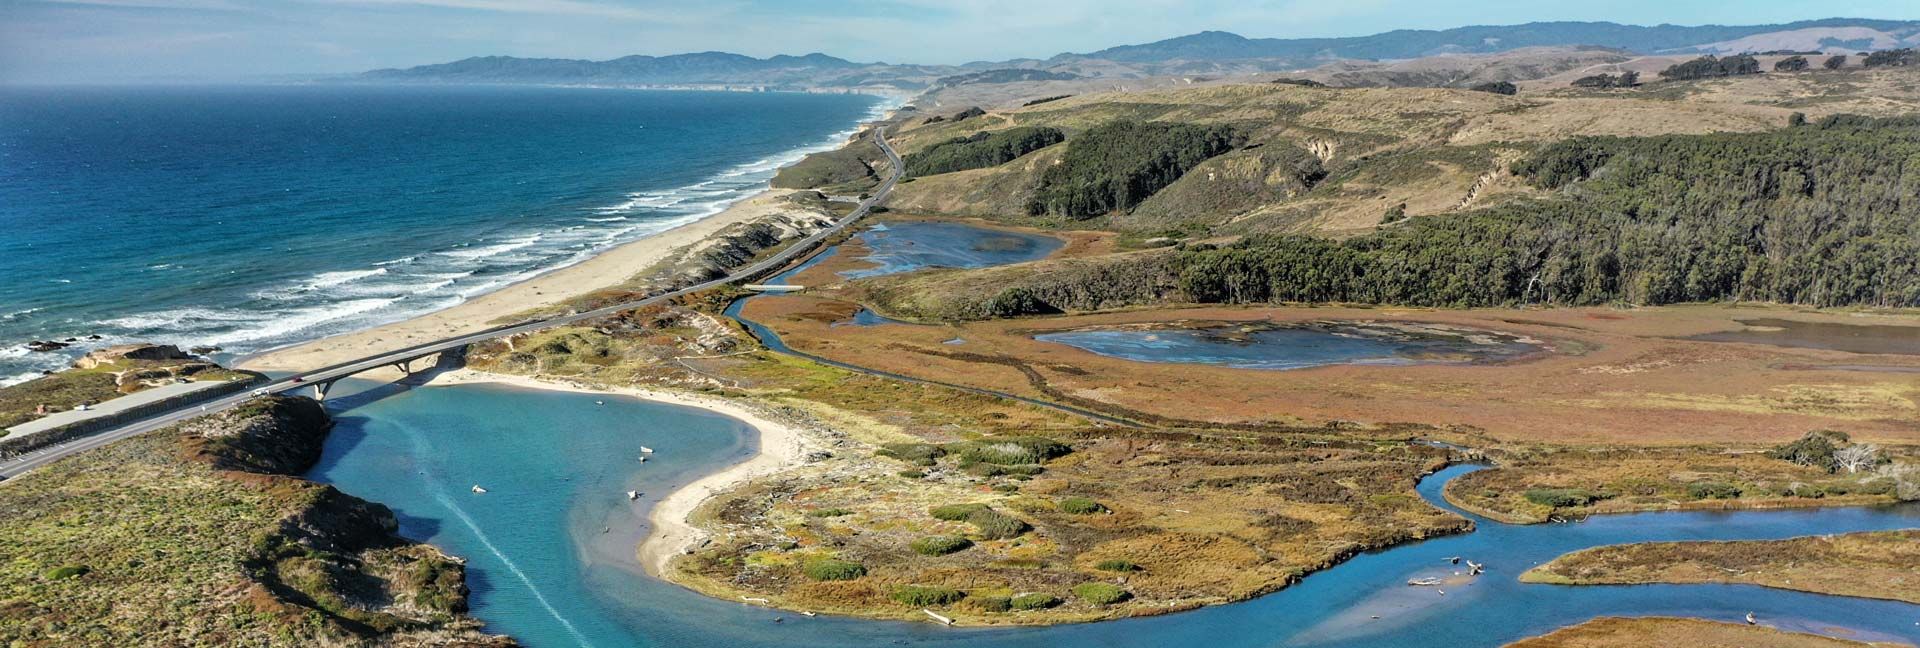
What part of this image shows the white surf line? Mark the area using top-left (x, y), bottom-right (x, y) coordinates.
top-left (402, 424), bottom-right (598, 648)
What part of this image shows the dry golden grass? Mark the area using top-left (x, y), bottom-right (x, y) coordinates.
top-left (1522, 530), bottom-right (1920, 604)
top-left (1444, 448), bottom-right (1911, 524)
top-left (1506, 616), bottom-right (1900, 648)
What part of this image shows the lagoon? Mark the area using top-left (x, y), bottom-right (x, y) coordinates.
top-left (314, 383), bottom-right (1920, 647)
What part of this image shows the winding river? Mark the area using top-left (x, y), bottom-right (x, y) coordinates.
top-left (311, 222), bottom-right (1920, 646)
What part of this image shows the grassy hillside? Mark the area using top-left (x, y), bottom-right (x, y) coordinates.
top-left (879, 67), bottom-right (1920, 239)
top-left (865, 111), bottom-right (1920, 317)
top-left (0, 397), bottom-right (510, 647)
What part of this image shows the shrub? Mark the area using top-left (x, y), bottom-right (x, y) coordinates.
top-left (802, 558), bottom-right (867, 581)
top-left (904, 126), bottom-right (1066, 176)
top-left (808, 508), bottom-right (853, 518)
top-left (910, 536), bottom-right (974, 556)
top-left (891, 585), bottom-right (965, 606)
top-left (1687, 482), bottom-right (1743, 500)
top-left (966, 463), bottom-right (1007, 477)
top-left (1469, 81), bottom-right (1518, 95)
top-left (967, 508), bottom-right (1031, 540)
top-left (1010, 592), bottom-right (1062, 610)
top-left (898, 469), bottom-right (926, 478)
top-left (971, 596), bottom-right (1012, 612)
top-left (1523, 488), bottom-right (1603, 508)
top-left (1856, 478), bottom-right (1897, 496)
top-left (992, 483), bottom-right (1020, 493)
top-left (1786, 482), bottom-right (1826, 498)
top-left (1769, 431), bottom-right (1847, 471)
top-left (1864, 48), bottom-right (1915, 68)
top-left (878, 443), bottom-right (946, 466)
top-left (1094, 559), bottom-right (1140, 572)
top-left (1028, 120), bottom-right (1241, 218)
top-left (952, 436), bottom-right (1072, 465)
top-left (1059, 497), bottom-right (1107, 514)
top-left (1824, 55), bottom-right (1848, 70)
top-left (1072, 582), bottom-right (1131, 605)
top-left (43, 565), bottom-right (90, 581)
top-left (1001, 464), bottom-right (1045, 477)
top-left (1774, 56), bottom-right (1810, 72)
top-left (1571, 71), bottom-right (1637, 88)
top-left (930, 503), bottom-right (989, 521)
top-left (1659, 55), bottom-right (1760, 81)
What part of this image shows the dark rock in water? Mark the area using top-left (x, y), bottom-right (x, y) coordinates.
top-left (62, 337), bottom-right (78, 342)
top-left (25, 340), bottom-right (69, 352)
top-left (74, 342), bottom-right (191, 368)
top-left (87, 334), bottom-right (104, 340)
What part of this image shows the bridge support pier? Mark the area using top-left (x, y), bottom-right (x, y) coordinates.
top-left (311, 380), bottom-right (334, 401)
top-left (391, 359), bottom-right (412, 375)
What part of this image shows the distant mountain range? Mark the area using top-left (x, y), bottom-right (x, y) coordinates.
top-left (1063, 18), bottom-right (1920, 64)
top-left (358, 18), bottom-right (1920, 90)
top-left (360, 51), bottom-right (945, 89)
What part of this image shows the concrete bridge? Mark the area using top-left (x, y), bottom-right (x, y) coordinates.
top-left (0, 126), bottom-right (902, 480)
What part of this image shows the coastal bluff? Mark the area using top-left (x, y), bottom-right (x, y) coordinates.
top-left (0, 396), bottom-right (516, 647)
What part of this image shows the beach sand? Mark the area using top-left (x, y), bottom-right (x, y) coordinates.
top-left (423, 369), bottom-right (813, 578)
top-left (239, 189), bottom-right (806, 378)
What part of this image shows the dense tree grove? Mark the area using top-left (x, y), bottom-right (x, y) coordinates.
top-left (1572, 71), bottom-right (1638, 88)
top-left (1270, 77), bottom-right (1328, 87)
top-left (1773, 55), bottom-right (1810, 72)
top-left (903, 126), bottom-right (1066, 176)
top-left (1864, 48), bottom-right (1915, 67)
top-left (1658, 55), bottom-right (1761, 81)
top-left (1173, 116), bottom-right (1920, 308)
top-left (1469, 80), bottom-right (1518, 95)
top-left (1027, 120), bottom-right (1242, 219)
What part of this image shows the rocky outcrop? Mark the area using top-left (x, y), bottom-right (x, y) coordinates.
top-left (74, 342), bottom-right (192, 368)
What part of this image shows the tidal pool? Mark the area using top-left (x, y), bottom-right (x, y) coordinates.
top-left (314, 383), bottom-right (1920, 647)
top-left (838, 221), bottom-right (1063, 279)
top-left (1035, 321), bottom-right (1544, 371)
top-left (1689, 317), bottom-right (1920, 355)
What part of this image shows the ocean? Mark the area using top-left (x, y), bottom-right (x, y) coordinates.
top-left (0, 84), bottom-right (885, 383)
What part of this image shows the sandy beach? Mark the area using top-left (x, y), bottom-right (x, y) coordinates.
top-left (239, 188), bottom-right (808, 378)
top-left (423, 369), bottom-right (813, 578)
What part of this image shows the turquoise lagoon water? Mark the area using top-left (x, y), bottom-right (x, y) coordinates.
top-left (0, 85), bottom-right (883, 383)
top-left (316, 384), bottom-right (1920, 647)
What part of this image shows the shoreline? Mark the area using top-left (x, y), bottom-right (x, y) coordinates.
top-left (237, 188), bottom-right (806, 377)
top-left (421, 369), bottom-right (813, 579)
top-left (238, 96), bottom-right (904, 379)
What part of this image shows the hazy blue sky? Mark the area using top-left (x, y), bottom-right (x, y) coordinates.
top-left (6, 1), bottom-right (1920, 83)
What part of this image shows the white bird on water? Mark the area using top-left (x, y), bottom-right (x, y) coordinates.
top-left (470, 485), bottom-right (487, 494)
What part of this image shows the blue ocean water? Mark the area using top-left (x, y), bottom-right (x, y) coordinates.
top-left (0, 85), bottom-right (884, 383)
top-left (318, 383), bottom-right (1920, 647)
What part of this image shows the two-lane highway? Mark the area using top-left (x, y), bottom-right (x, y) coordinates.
top-left (0, 125), bottom-right (903, 480)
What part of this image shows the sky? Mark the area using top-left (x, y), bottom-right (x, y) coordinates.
top-left (5, 0), bottom-right (1920, 83)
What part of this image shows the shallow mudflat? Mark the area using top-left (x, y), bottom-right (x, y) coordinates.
top-left (1033, 320), bottom-right (1544, 371)
top-left (744, 300), bottom-right (1920, 444)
